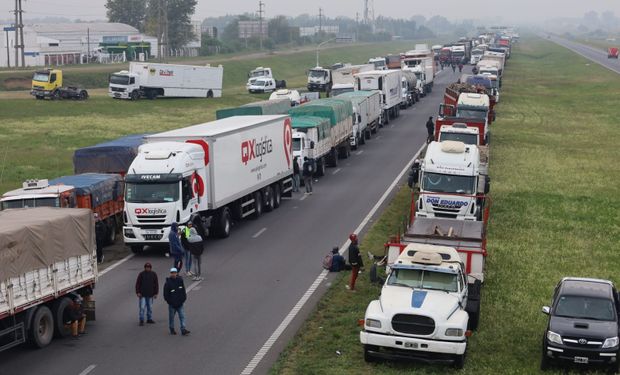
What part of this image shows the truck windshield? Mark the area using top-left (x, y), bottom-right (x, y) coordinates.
top-left (309, 70), bottom-right (326, 79)
top-left (370, 60), bottom-right (386, 69)
top-left (456, 108), bottom-right (487, 120)
top-left (403, 60), bottom-right (421, 68)
top-left (33, 73), bottom-right (50, 82)
top-left (110, 74), bottom-right (130, 85)
top-left (1, 197), bottom-right (58, 210)
top-left (126, 182), bottom-right (179, 203)
top-left (292, 138), bottom-right (302, 151)
top-left (440, 132), bottom-right (478, 145)
top-left (254, 80), bottom-right (266, 86)
top-left (554, 296), bottom-right (616, 321)
top-left (388, 268), bottom-right (458, 292)
top-left (422, 172), bottom-right (476, 194)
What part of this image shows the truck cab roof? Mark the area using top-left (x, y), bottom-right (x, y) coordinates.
top-left (423, 141), bottom-right (480, 176)
top-left (393, 243), bottom-right (462, 273)
top-left (457, 93), bottom-right (489, 107)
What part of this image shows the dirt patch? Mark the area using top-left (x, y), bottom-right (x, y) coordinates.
top-left (3, 77), bottom-right (30, 90)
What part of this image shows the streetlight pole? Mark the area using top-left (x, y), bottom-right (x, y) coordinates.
top-left (315, 37), bottom-right (336, 67)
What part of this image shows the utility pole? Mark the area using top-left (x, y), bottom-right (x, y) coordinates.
top-left (5, 29), bottom-right (10, 68)
top-left (18, 0), bottom-right (24, 67)
top-left (157, 0), bottom-right (168, 60)
top-left (318, 7), bottom-right (323, 36)
top-left (87, 27), bottom-right (90, 63)
top-left (13, 0), bottom-right (18, 67)
top-left (258, 1), bottom-right (265, 50)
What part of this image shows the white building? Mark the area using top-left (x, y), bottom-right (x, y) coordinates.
top-left (299, 25), bottom-right (340, 37)
top-left (0, 23), bottom-right (157, 68)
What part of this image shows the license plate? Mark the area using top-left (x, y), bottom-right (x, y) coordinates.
top-left (574, 356), bottom-right (588, 364)
top-left (143, 229), bottom-right (159, 234)
top-left (404, 342), bottom-right (418, 349)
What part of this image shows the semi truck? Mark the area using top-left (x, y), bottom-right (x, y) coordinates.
top-left (307, 66), bottom-right (333, 92)
top-left (437, 124), bottom-right (489, 167)
top-left (290, 116), bottom-right (332, 177)
top-left (330, 64), bottom-right (375, 97)
top-left (0, 174), bottom-right (124, 244)
top-left (31, 69), bottom-right (88, 100)
top-left (122, 115), bottom-right (294, 252)
top-left (336, 90), bottom-right (382, 140)
top-left (109, 62), bottom-right (223, 100)
top-left (402, 45), bottom-right (436, 95)
top-left (415, 141), bottom-right (490, 221)
top-left (401, 70), bottom-right (418, 108)
top-left (368, 57), bottom-right (387, 70)
top-left (355, 70), bottom-right (403, 124)
top-left (246, 67), bottom-right (286, 91)
top-left (288, 98), bottom-right (354, 172)
top-left (0, 208), bottom-right (97, 352)
top-left (215, 99), bottom-right (291, 120)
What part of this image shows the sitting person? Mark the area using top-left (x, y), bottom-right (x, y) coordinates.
top-left (65, 295), bottom-right (87, 339)
top-left (329, 247), bottom-right (346, 272)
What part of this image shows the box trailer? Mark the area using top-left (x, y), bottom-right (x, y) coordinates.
top-left (73, 134), bottom-right (148, 176)
top-left (123, 115), bottom-right (294, 252)
top-left (109, 62), bottom-right (223, 100)
top-left (0, 208), bottom-right (97, 352)
top-left (330, 64), bottom-right (375, 97)
top-left (215, 99), bottom-right (291, 120)
top-left (355, 70), bottom-right (403, 125)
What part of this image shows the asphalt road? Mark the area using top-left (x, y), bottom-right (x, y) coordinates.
top-left (0, 67), bottom-right (460, 375)
top-left (545, 34), bottom-right (620, 74)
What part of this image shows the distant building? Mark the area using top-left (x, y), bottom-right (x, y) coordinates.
top-left (0, 22), bottom-right (158, 67)
top-left (238, 20), bottom-right (268, 39)
top-left (202, 26), bottom-right (218, 39)
top-left (299, 25), bottom-right (340, 37)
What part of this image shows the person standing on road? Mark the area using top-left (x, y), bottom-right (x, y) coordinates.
top-left (185, 221), bottom-right (204, 281)
top-left (458, 63), bottom-right (464, 73)
top-left (135, 262), bottom-right (159, 326)
top-left (302, 157), bottom-right (314, 194)
top-left (426, 116), bottom-right (435, 143)
top-left (346, 234), bottom-right (364, 291)
top-left (451, 63), bottom-right (456, 73)
top-left (94, 214), bottom-right (105, 264)
top-left (292, 156), bottom-right (301, 192)
top-left (182, 224), bottom-right (194, 277)
top-left (169, 222), bottom-right (185, 272)
top-left (164, 268), bottom-right (190, 336)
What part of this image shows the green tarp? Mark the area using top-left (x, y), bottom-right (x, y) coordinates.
top-left (291, 116), bottom-right (331, 141)
top-left (288, 98), bottom-right (353, 126)
top-left (216, 99), bottom-right (290, 120)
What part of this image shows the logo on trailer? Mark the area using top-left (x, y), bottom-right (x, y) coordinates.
top-left (283, 118), bottom-right (292, 167)
top-left (159, 69), bottom-right (174, 76)
top-left (190, 172), bottom-right (205, 197)
top-left (241, 136), bottom-right (273, 165)
top-left (135, 208), bottom-right (167, 215)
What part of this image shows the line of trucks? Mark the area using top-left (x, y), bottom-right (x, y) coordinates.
top-left (359, 33), bottom-right (515, 368)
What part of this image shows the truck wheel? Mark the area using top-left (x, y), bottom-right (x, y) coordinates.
top-left (130, 90), bottom-right (139, 100)
top-left (207, 90), bottom-right (213, 98)
top-left (215, 207), bottom-right (231, 238)
top-left (264, 186), bottom-right (275, 212)
top-left (315, 158), bottom-right (326, 177)
top-left (51, 90), bottom-right (59, 100)
top-left (383, 110), bottom-right (389, 125)
top-left (52, 297), bottom-right (73, 338)
top-left (79, 91), bottom-right (88, 100)
top-left (130, 245), bottom-right (144, 254)
top-left (360, 132), bottom-right (366, 145)
top-left (453, 352), bottom-right (466, 369)
top-left (35, 95), bottom-right (43, 100)
top-left (272, 184), bottom-right (281, 208)
top-left (146, 90), bottom-right (156, 100)
top-left (251, 192), bottom-right (263, 219)
top-left (364, 345), bottom-right (377, 363)
top-left (29, 305), bottom-right (54, 348)
top-left (328, 148), bottom-right (338, 167)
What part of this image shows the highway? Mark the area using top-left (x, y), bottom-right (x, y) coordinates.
top-left (0, 67), bottom-right (459, 375)
top-left (545, 34), bottom-right (620, 74)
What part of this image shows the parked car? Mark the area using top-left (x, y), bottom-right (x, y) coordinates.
top-left (541, 277), bottom-right (620, 372)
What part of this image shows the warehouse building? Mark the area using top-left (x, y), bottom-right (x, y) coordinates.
top-left (0, 22), bottom-right (158, 68)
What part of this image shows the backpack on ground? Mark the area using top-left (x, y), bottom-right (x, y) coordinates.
top-left (322, 253), bottom-right (333, 270)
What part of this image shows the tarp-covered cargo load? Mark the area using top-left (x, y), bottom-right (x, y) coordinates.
top-left (0, 207), bottom-right (95, 280)
top-left (215, 99), bottom-right (290, 120)
top-left (288, 98), bottom-right (353, 126)
top-left (50, 173), bottom-right (123, 207)
top-left (73, 134), bottom-right (147, 175)
top-left (291, 116), bottom-right (331, 140)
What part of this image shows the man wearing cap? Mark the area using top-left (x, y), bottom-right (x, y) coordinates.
top-left (135, 262), bottom-right (159, 326)
top-left (346, 233), bottom-right (364, 291)
top-left (65, 296), bottom-right (87, 339)
top-left (164, 268), bottom-right (190, 336)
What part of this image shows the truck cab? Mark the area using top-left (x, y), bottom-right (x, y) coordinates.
top-left (470, 48), bottom-right (484, 65)
top-left (1, 179), bottom-right (74, 210)
top-left (109, 70), bottom-right (140, 99)
top-left (307, 67), bottom-right (332, 92)
top-left (361, 243), bottom-right (473, 368)
top-left (247, 67), bottom-right (274, 88)
top-left (455, 93), bottom-right (490, 129)
top-left (123, 142), bottom-right (207, 253)
top-left (31, 69), bottom-right (63, 99)
top-left (416, 141), bottom-right (489, 221)
top-left (368, 57), bottom-right (387, 70)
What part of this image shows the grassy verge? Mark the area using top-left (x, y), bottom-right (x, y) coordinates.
top-left (0, 40), bottom-right (419, 193)
top-left (270, 37), bottom-right (620, 374)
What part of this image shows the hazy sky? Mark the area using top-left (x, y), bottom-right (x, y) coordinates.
top-left (1, 0), bottom-right (620, 24)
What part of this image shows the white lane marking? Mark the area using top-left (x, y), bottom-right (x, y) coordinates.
top-left (240, 142), bottom-right (427, 375)
top-left (252, 227), bottom-right (267, 238)
top-left (100, 254), bottom-right (135, 276)
top-left (331, 168), bottom-right (341, 175)
top-left (356, 150), bottom-right (364, 156)
top-left (78, 364), bottom-right (97, 375)
top-left (299, 194), bottom-right (308, 201)
top-left (187, 279), bottom-right (202, 293)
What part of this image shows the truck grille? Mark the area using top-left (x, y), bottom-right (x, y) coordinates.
top-left (562, 337), bottom-right (603, 348)
top-left (391, 314), bottom-right (435, 335)
top-left (137, 215), bottom-right (166, 224)
top-left (143, 234), bottom-right (164, 241)
top-left (111, 87), bottom-right (126, 92)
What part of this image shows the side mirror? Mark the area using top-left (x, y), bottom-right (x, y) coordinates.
top-left (542, 306), bottom-right (550, 315)
top-left (310, 141), bottom-right (315, 150)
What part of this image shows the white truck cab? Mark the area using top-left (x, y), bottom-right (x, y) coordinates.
top-left (470, 48), bottom-right (484, 65)
top-left (456, 93), bottom-right (490, 136)
top-left (368, 57), bottom-right (387, 70)
top-left (109, 71), bottom-right (140, 99)
top-left (307, 66), bottom-right (332, 92)
top-left (416, 141), bottom-right (488, 221)
top-left (247, 67), bottom-right (273, 88)
top-left (361, 243), bottom-right (472, 367)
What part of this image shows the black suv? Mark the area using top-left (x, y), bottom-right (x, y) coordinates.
top-left (541, 277), bottom-right (620, 371)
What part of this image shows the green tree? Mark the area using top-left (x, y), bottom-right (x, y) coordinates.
top-left (145, 0), bottom-right (198, 50)
top-left (268, 16), bottom-right (291, 44)
top-left (105, 0), bottom-right (147, 31)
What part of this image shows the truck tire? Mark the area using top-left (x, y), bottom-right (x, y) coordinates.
top-left (264, 186), bottom-right (275, 212)
top-left (79, 90), bottom-right (88, 100)
top-left (360, 132), bottom-right (366, 145)
top-left (383, 110), bottom-right (389, 125)
top-left (207, 90), bottom-right (213, 98)
top-left (272, 184), bottom-right (281, 208)
top-left (52, 297), bottom-right (73, 338)
top-left (327, 148), bottom-right (338, 167)
top-left (130, 245), bottom-right (144, 254)
top-left (251, 192), bottom-right (263, 219)
top-left (315, 157), bottom-right (326, 177)
top-left (453, 352), bottom-right (466, 369)
top-left (363, 345), bottom-right (378, 363)
top-left (146, 90), bottom-right (156, 100)
top-left (130, 90), bottom-right (139, 100)
top-left (29, 305), bottom-right (54, 348)
top-left (215, 207), bottom-right (232, 238)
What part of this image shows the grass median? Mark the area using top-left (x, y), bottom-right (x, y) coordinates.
top-left (270, 37), bottom-right (620, 374)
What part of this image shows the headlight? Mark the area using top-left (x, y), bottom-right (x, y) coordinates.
top-left (546, 331), bottom-right (563, 345)
top-left (365, 319), bottom-right (382, 329)
top-left (445, 328), bottom-right (464, 337)
top-left (603, 337), bottom-right (619, 349)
